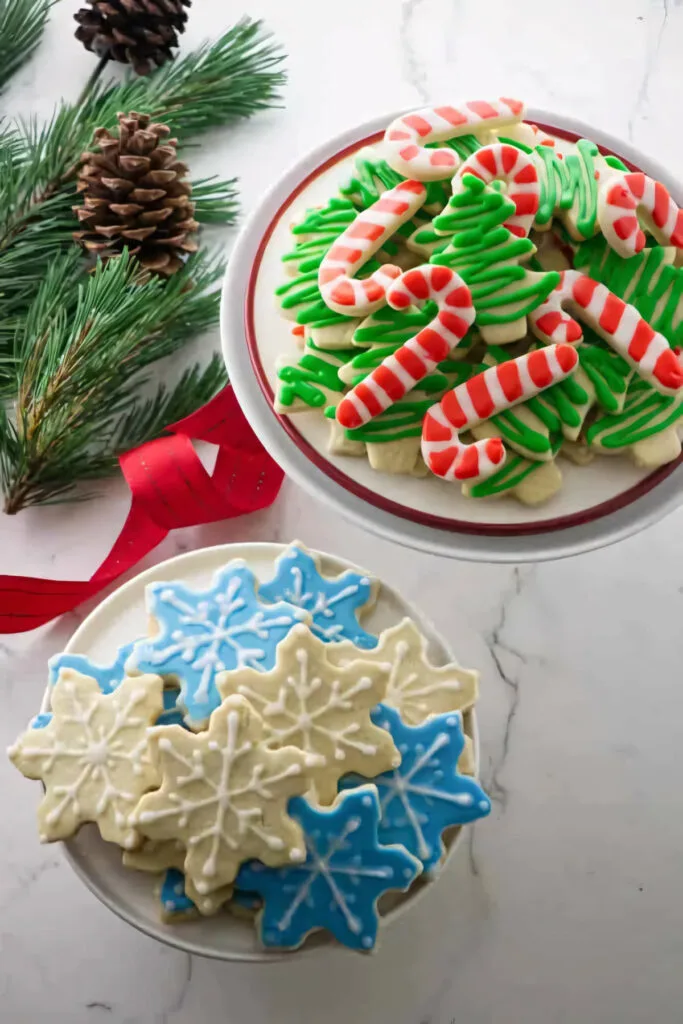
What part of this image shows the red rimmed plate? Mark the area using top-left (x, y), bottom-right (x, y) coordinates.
top-left (221, 108), bottom-right (683, 561)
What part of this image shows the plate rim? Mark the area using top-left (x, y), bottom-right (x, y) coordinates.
top-left (221, 107), bottom-right (683, 561)
top-left (55, 541), bottom-right (479, 962)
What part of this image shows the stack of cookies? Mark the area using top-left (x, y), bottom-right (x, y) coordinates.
top-left (8, 543), bottom-right (490, 952)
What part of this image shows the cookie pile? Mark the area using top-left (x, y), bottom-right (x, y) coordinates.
top-left (273, 99), bottom-right (683, 505)
top-left (8, 543), bottom-right (490, 953)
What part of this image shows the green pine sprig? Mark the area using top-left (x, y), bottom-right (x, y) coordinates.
top-left (0, 0), bottom-right (52, 94)
top-left (0, 250), bottom-right (228, 513)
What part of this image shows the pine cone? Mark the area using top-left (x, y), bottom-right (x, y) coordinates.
top-left (73, 111), bottom-right (198, 277)
top-left (74, 0), bottom-right (191, 75)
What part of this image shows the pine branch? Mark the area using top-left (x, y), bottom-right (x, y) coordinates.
top-left (0, 0), bottom-right (51, 94)
top-left (0, 250), bottom-right (227, 513)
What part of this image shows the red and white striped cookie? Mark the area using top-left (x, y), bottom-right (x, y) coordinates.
top-left (421, 345), bottom-right (579, 483)
top-left (449, 143), bottom-right (540, 238)
top-left (529, 270), bottom-right (683, 394)
top-left (336, 265), bottom-right (475, 429)
top-left (598, 172), bottom-right (683, 258)
top-left (318, 180), bottom-right (427, 316)
top-left (383, 99), bottom-right (525, 182)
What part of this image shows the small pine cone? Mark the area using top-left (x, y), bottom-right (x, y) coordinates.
top-left (73, 111), bottom-right (199, 277)
top-left (74, 0), bottom-right (191, 76)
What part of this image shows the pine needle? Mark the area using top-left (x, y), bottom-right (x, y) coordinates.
top-left (0, 250), bottom-right (228, 513)
top-left (0, 0), bottom-right (51, 94)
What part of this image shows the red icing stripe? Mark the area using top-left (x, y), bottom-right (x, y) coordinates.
top-left (497, 360), bottom-right (523, 401)
top-left (507, 224), bottom-right (526, 237)
top-left (511, 193), bottom-right (539, 215)
top-left (627, 318), bottom-right (655, 361)
top-left (423, 415), bottom-right (452, 442)
top-left (556, 344), bottom-right (579, 372)
top-left (486, 438), bottom-right (506, 464)
top-left (353, 382), bottom-right (384, 418)
top-left (347, 222), bottom-right (385, 242)
top-left (336, 399), bottom-right (363, 429)
top-left (477, 147), bottom-right (498, 175)
top-left (387, 129), bottom-right (411, 141)
top-left (500, 97), bottom-right (523, 115)
top-left (441, 389), bottom-right (467, 428)
top-left (430, 150), bottom-right (458, 167)
top-left (374, 197), bottom-right (410, 215)
top-left (445, 285), bottom-right (472, 308)
top-left (362, 279), bottom-right (384, 303)
top-left (513, 163), bottom-right (538, 184)
top-left (625, 172), bottom-right (646, 200)
top-left (403, 114), bottom-right (433, 138)
top-left (396, 346), bottom-right (427, 379)
top-left (330, 280), bottom-right (357, 306)
top-left (430, 265), bottom-right (452, 291)
top-left (415, 328), bottom-right (450, 362)
top-left (634, 228), bottom-right (647, 252)
top-left (428, 448), bottom-right (459, 476)
top-left (434, 105), bottom-right (467, 127)
top-left (389, 290), bottom-right (411, 309)
top-left (454, 446), bottom-right (481, 480)
top-left (653, 350), bottom-right (683, 389)
top-left (572, 276), bottom-right (599, 308)
top-left (467, 374), bottom-right (495, 419)
top-left (527, 350), bottom-right (553, 388)
top-left (598, 293), bottom-right (625, 334)
top-left (535, 311), bottom-right (565, 338)
top-left (467, 100), bottom-right (498, 119)
top-left (606, 183), bottom-right (636, 210)
top-left (613, 215), bottom-right (638, 240)
top-left (672, 210), bottom-right (683, 247)
top-left (373, 365), bottom-right (406, 400)
top-left (403, 269), bottom-right (430, 299)
top-left (437, 310), bottom-right (468, 337)
top-left (652, 181), bottom-right (670, 229)
top-left (501, 146), bottom-right (517, 174)
top-left (398, 179), bottom-right (428, 195)
top-left (328, 245), bottom-right (362, 264)
top-left (399, 144), bottom-right (420, 161)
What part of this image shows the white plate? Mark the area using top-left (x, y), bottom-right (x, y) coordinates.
top-left (221, 108), bottom-right (683, 562)
top-left (48, 543), bottom-right (477, 961)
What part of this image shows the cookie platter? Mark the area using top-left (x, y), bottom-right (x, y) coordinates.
top-left (11, 543), bottom-right (485, 961)
top-left (222, 105), bottom-right (683, 561)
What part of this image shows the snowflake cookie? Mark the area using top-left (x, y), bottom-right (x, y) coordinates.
top-left (327, 618), bottom-right (479, 726)
top-left (341, 706), bottom-right (491, 873)
top-left (217, 624), bottom-right (399, 805)
top-left (9, 670), bottom-right (163, 848)
top-left (130, 694), bottom-right (310, 894)
top-left (127, 562), bottom-right (308, 729)
top-left (259, 542), bottom-right (379, 648)
top-left (237, 785), bottom-right (421, 951)
top-left (159, 868), bottom-right (234, 920)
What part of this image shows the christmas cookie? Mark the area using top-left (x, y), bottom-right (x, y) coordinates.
top-left (216, 624), bottom-right (399, 805)
top-left (341, 707), bottom-right (491, 873)
top-left (270, 101), bottom-right (683, 506)
top-left (127, 561), bottom-right (308, 729)
top-left (258, 540), bottom-right (378, 648)
top-left (9, 670), bottom-right (163, 848)
top-left (130, 695), bottom-right (310, 894)
top-left (236, 786), bottom-right (421, 951)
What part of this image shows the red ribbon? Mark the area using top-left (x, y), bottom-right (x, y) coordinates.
top-left (0, 386), bottom-right (284, 634)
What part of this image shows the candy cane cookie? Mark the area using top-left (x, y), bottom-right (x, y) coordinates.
top-left (598, 172), bottom-right (683, 258)
top-left (383, 99), bottom-right (525, 182)
top-left (318, 180), bottom-right (427, 316)
top-left (336, 265), bottom-right (475, 429)
top-left (421, 345), bottom-right (579, 483)
top-left (446, 144), bottom-right (540, 238)
top-left (529, 270), bottom-right (683, 394)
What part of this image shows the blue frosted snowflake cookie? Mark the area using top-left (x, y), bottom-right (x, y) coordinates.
top-left (259, 542), bottom-right (378, 649)
top-left (31, 642), bottom-right (185, 731)
top-left (342, 706), bottom-right (491, 873)
top-left (127, 561), bottom-right (308, 727)
top-left (159, 868), bottom-right (197, 922)
top-left (237, 785), bottom-right (421, 951)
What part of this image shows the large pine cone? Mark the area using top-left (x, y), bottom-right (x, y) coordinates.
top-left (74, 0), bottom-right (191, 75)
top-left (73, 111), bottom-right (198, 277)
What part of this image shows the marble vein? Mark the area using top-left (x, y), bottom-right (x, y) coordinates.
top-left (158, 954), bottom-right (193, 1023)
top-left (628, 0), bottom-right (670, 141)
top-left (399, 0), bottom-right (430, 103)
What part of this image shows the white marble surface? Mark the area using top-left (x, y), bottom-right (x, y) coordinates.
top-left (2, 0), bottom-right (683, 1021)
